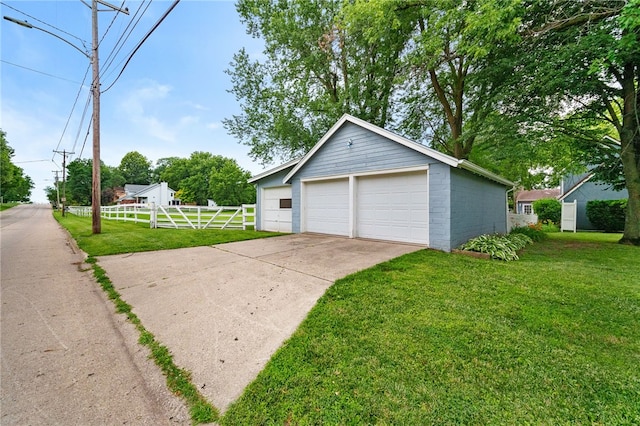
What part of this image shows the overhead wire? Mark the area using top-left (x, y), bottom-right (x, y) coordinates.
top-left (52, 64), bottom-right (92, 159)
top-left (102, 0), bottom-right (181, 94)
top-left (0, 60), bottom-right (83, 84)
top-left (78, 117), bottom-right (93, 159)
top-left (99, 0), bottom-right (152, 82)
top-left (70, 93), bottom-right (93, 156)
top-left (97, 0), bottom-right (127, 47)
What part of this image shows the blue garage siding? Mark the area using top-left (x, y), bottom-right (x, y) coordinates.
top-left (449, 168), bottom-right (507, 249)
top-left (291, 122), bottom-right (436, 234)
top-left (427, 163), bottom-right (452, 252)
top-left (294, 123), bottom-right (431, 179)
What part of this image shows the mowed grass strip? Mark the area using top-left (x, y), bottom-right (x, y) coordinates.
top-left (221, 232), bottom-right (640, 425)
top-left (54, 211), bottom-right (281, 256)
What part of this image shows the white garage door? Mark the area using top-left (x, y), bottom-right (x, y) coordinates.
top-left (357, 171), bottom-right (428, 244)
top-left (262, 186), bottom-right (292, 232)
top-left (304, 179), bottom-right (349, 236)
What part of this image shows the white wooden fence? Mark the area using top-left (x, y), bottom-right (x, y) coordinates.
top-left (68, 203), bottom-right (256, 230)
top-left (152, 204), bottom-right (255, 230)
top-left (560, 200), bottom-right (577, 232)
top-left (508, 213), bottom-right (538, 230)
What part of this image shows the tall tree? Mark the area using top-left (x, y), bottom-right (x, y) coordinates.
top-left (157, 152), bottom-right (253, 206)
top-left (119, 151), bottom-right (152, 184)
top-left (490, 0), bottom-right (639, 244)
top-left (225, 0), bottom-right (412, 164)
top-left (66, 159), bottom-right (93, 205)
top-left (0, 130), bottom-right (34, 202)
top-left (66, 159), bottom-right (118, 205)
top-left (209, 160), bottom-right (256, 205)
top-left (381, 0), bottom-right (520, 158)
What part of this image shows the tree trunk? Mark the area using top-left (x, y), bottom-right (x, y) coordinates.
top-left (618, 62), bottom-right (640, 245)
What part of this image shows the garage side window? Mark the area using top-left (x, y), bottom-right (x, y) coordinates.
top-left (279, 198), bottom-right (292, 209)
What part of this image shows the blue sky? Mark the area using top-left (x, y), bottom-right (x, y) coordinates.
top-left (1, 0), bottom-right (265, 202)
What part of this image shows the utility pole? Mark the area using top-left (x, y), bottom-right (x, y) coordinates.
top-left (54, 150), bottom-right (74, 217)
top-left (91, 0), bottom-right (101, 233)
top-left (89, 0), bottom-right (129, 234)
top-left (4, 1), bottom-right (128, 228)
top-left (52, 170), bottom-right (61, 209)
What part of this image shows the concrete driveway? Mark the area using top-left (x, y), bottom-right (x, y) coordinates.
top-left (97, 234), bottom-right (421, 411)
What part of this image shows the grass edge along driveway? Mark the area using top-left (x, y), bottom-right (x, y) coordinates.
top-left (221, 232), bottom-right (639, 425)
top-left (54, 212), bottom-right (284, 424)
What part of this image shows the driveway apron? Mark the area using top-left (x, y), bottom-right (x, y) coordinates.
top-left (97, 234), bottom-right (421, 411)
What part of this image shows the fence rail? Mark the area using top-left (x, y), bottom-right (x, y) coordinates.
top-left (153, 204), bottom-right (255, 230)
top-left (67, 203), bottom-right (256, 230)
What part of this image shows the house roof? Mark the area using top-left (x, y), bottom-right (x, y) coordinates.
top-left (248, 158), bottom-right (300, 183)
top-left (515, 188), bottom-right (561, 203)
top-left (117, 183), bottom-right (175, 202)
top-left (558, 173), bottom-right (594, 201)
top-left (124, 184), bottom-right (149, 195)
top-left (282, 114), bottom-right (515, 187)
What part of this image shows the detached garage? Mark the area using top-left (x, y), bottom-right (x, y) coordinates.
top-left (251, 114), bottom-right (514, 252)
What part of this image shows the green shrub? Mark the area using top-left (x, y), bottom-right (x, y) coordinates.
top-left (586, 199), bottom-right (627, 232)
top-left (459, 233), bottom-right (535, 261)
top-left (507, 233), bottom-right (534, 249)
top-left (510, 226), bottom-right (547, 242)
top-left (532, 198), bottom-right (561, 224)
top-left (540, 220), bottom-right (560, 233)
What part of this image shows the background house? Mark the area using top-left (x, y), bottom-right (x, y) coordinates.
top-left (117, 182), bottom-right (179, 205)
top-left (559, 171), bottom-right (628, 230)
top-left (250, 114), bottom-right (514, 252)
top-left (514, 188), bottom-right (561, 215)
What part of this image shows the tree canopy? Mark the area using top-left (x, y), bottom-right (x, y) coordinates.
top-left (118, 151), bottom-right (152, 185)
top-left (63, 151), bottom-right (256, 207)
top-left (156, 152), bottom-right (255, 205)
top-left (0, 130), bottom-right (34, 202)
top-left (227, 0), bottom-right (640, 244)
top-left (488, 0), bottom-right (639, 243)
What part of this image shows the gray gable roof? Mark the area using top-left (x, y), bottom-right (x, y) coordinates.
top-left (248, 158), bottom-right (300, 183)
top-left (283, 114), bottom-right (514, 187)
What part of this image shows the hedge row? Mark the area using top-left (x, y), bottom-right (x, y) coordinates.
top-left (586, 199), bottom-right (627, 232)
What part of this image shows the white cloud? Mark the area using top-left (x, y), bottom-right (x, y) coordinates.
top-left (179, 115), bottom-right (200, 126)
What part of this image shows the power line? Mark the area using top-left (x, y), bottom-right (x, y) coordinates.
top-left (102, 0), bottom-right (181, 93)
top-left (0, 59), bottom-right (83, 84)
top-left (97, 0), bottom-right (127, 47)
top-left (99, 0), bottom-right (152, 81)
top-left (13, 159), bottom-right (50, 164)
top-left (77, 116), bottom-right (93, 159)
top-left (70, 93), bottom-right (93, 155)
top-left (52, 64), bottom-right (92, 158)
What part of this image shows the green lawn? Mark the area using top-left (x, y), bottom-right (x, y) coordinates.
top-left (221, 232), bottom-right (640, 425)
top-left (54, 211), bottom-right (279, 256)
top-left (0, 202), bottom-right (19, 211)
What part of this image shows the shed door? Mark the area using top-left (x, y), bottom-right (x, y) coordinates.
top-left (356, 171), bottom-right (428, 244)
top-left (262, 186), bottom-right (292, 232)
top-left (304, 178), bottom-right (349, 236)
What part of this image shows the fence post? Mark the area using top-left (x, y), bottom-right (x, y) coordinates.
top-left (150, 202), bottom-right (156, 228)
top-left (561, 200), bottom-right (577, 233)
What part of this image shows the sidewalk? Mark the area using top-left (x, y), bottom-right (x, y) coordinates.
top-left (0, 204), bottom-right (188, 425)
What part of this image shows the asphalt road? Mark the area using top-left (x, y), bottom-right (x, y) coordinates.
top-left (0, 204), bottom-right (187, 425)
